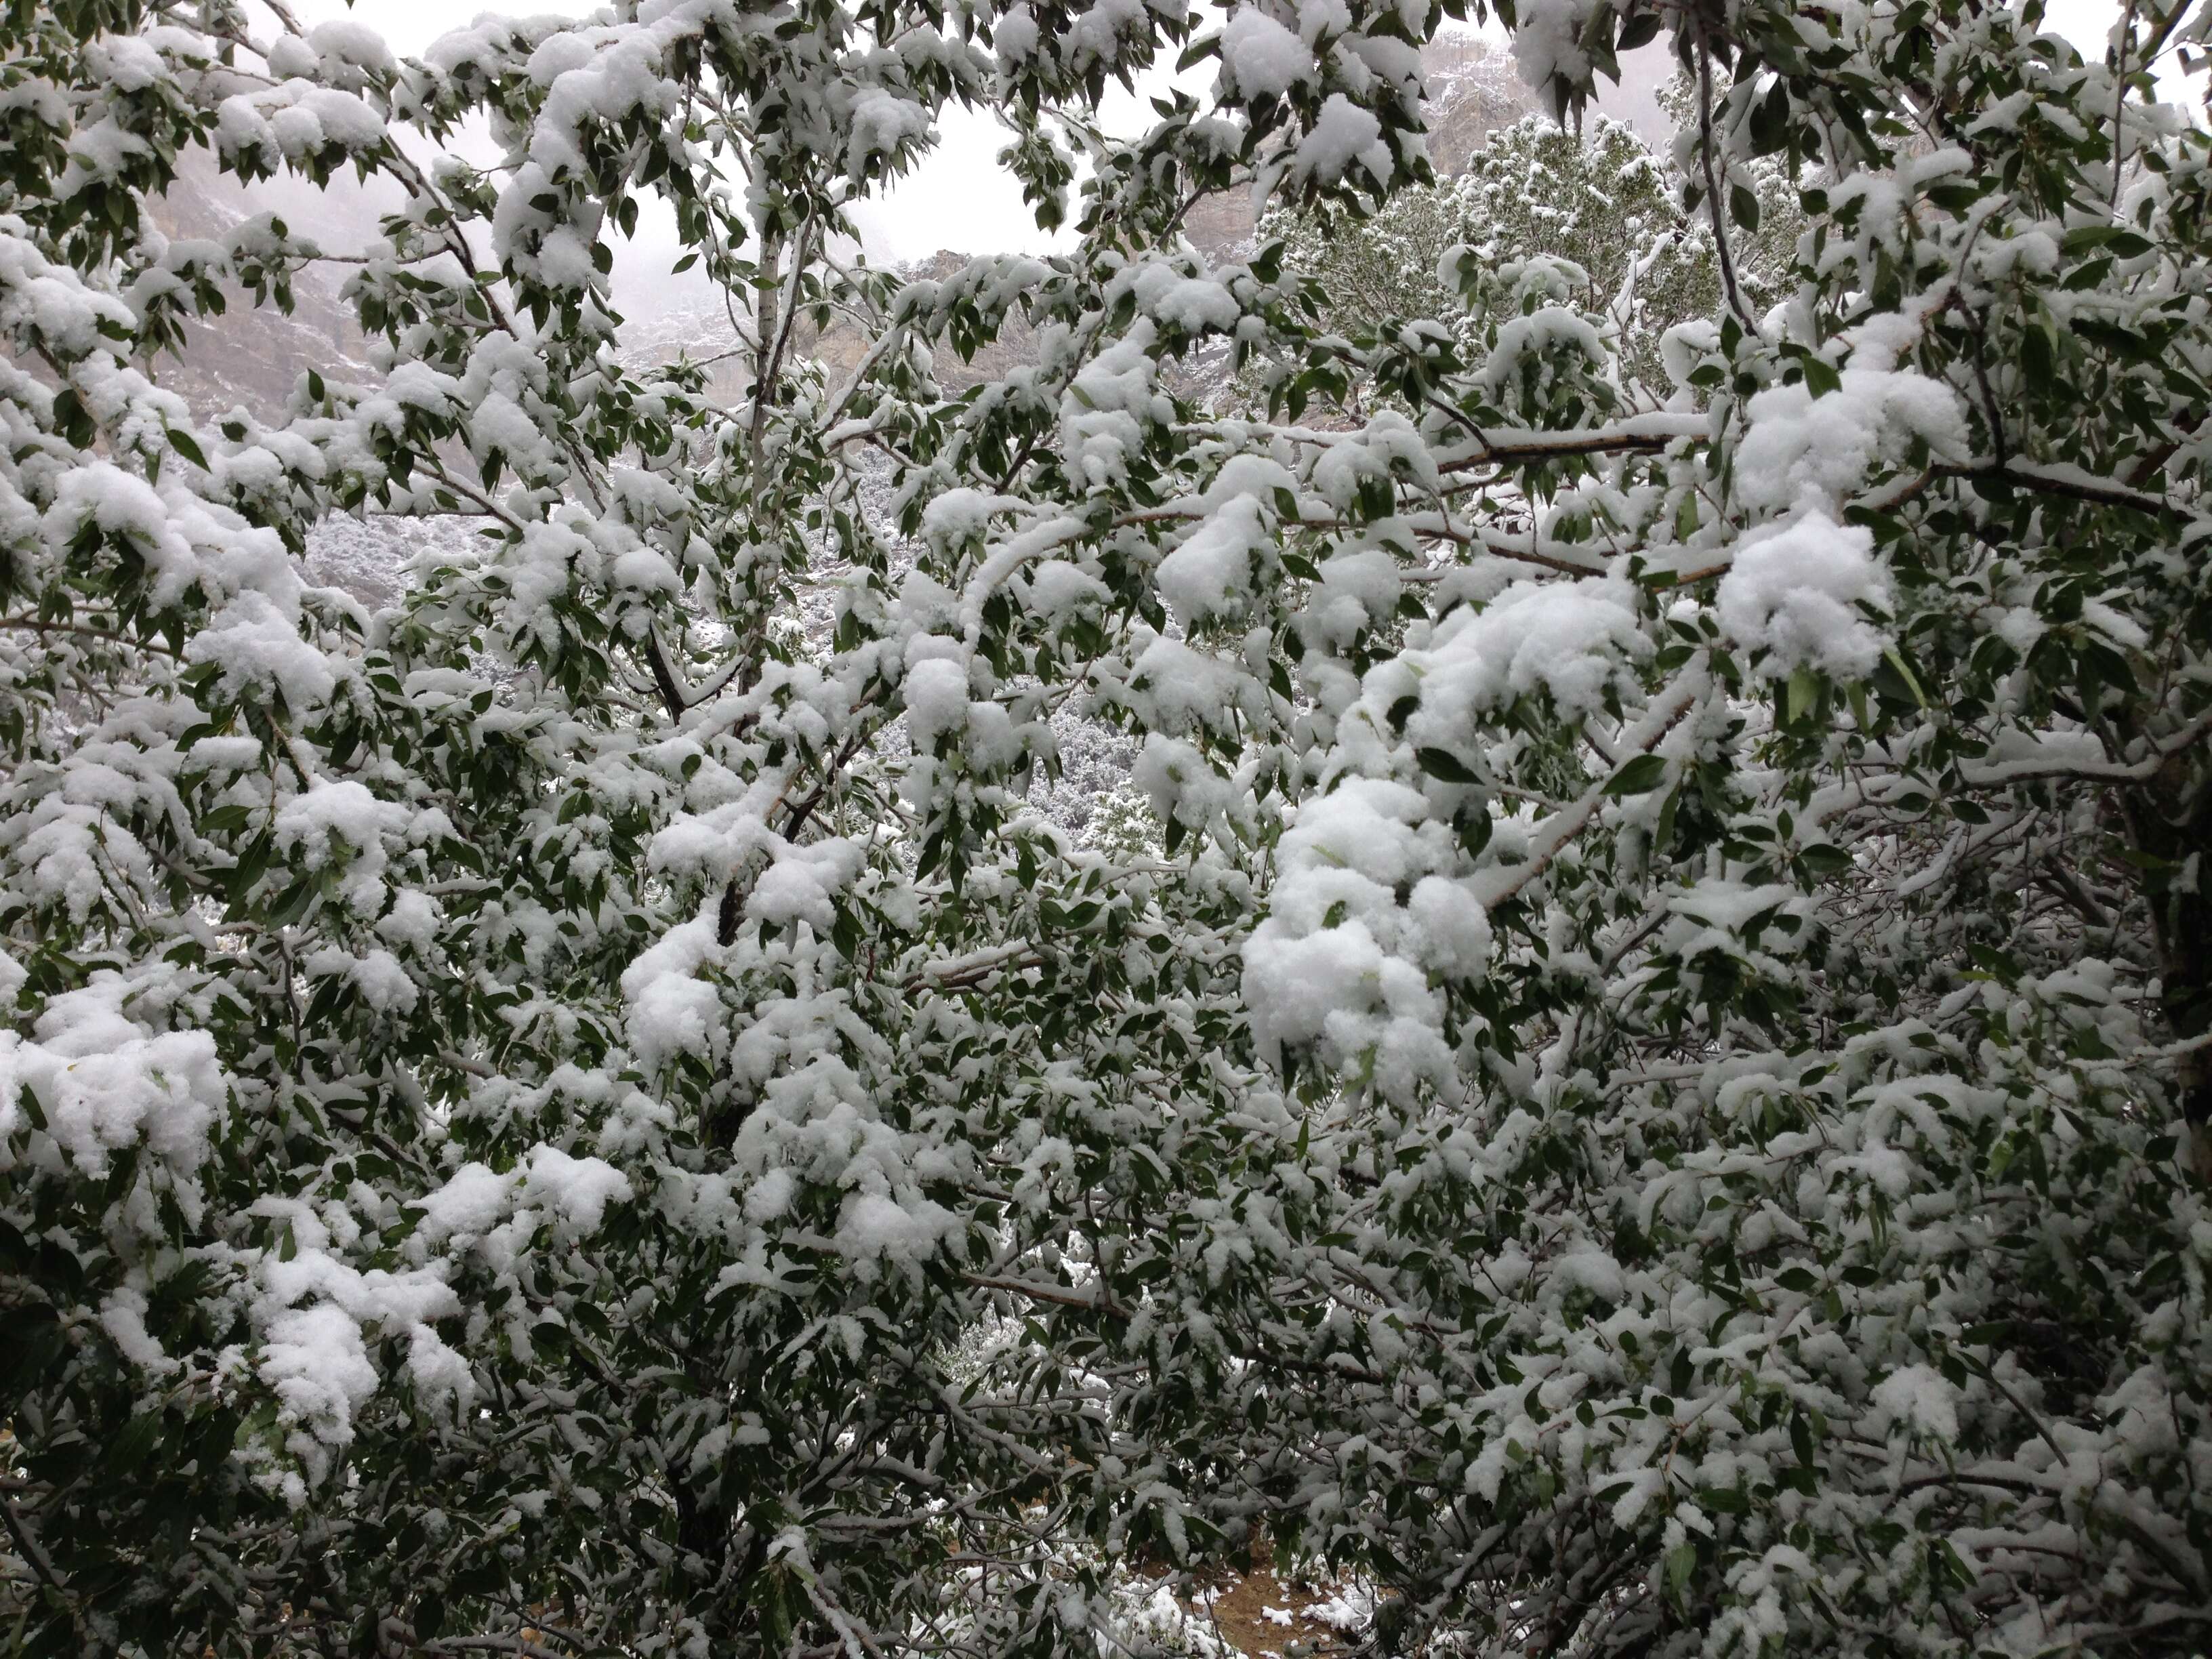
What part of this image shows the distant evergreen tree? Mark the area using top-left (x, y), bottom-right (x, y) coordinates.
top-left (1264, 105), bottom-right (1799, 398)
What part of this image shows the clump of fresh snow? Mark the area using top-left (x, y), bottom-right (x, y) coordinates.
top-left (1507, 0), bottom-right (1598, 94)
top-left (1130, 262), bottom-right (1241, 333)
top-left (621, 913), bottom-right (724, 1070)
top-left (903, 656), bottom-right (974, 748)
top-left (416, 1162), bottom-right (513, 1241)
top-left (1386, 575), bottom-right (1649, 736)
top-left (1716, 510), bottom-right (1891, 678)
top-left (1870, 1363), bottom-right (1961, 1443)
top-left (1735, 364), bottom-right (1966, 513)
top-left (747, 838), bottom-right (865, 933)
top-left (840, 1191), bottom-right (959, 1267)
top-left (301, 945), bottom-right (419, 1015)
top-left (1293, 94), bottom-right (1390, 186)
top-left (1156, 495), bottom-right (1274, 626)
top-left (1222, 6), bottom-right (1317, 98)
top-left (0, 973), bottom-right (224, 1181)
top-left (523, 1145), bottom-right (633, 1233)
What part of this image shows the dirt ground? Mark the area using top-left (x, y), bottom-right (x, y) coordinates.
top-left (1176, 1544), bottom-right (1369, 1659)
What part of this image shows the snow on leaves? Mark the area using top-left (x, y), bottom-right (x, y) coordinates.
top-left (3, 1), bottom-right (2211, 1657)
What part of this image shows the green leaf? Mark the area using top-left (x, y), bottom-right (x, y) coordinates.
top-left (1174, 31), bottom-right (1223, 71)
top-left (1797, 844), bottom-right (1852, 876)
top-left (104, 1410), bottom-right (163, 1474)
top-left (1603, 753), bottom-right (1669, 797)
top-left (1786, 665), bottom-right (1820, 724)
top-left (1666, 1541), bottom-right (1698, 1597)
top-left (1882, 645), bottom-right (1929, 708)
top-left (2059, 223), bottom-right (2136, 255)
top-left (1415, 746), bottom-right (1481, 785)
top-left (1616, 9), bottom-right (1661, 52)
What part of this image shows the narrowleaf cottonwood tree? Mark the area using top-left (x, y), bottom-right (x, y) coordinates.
top-left (2, 0), bottom-right (2210, 1656)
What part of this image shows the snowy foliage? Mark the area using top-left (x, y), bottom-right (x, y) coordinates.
top-left (1261, 106), bottom-right (1800, 398)
top-left (3, 1), bottom-right (2212, 1657)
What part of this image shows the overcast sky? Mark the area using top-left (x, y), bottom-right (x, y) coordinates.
top-left (285, 0), bottom-right (2182, 276)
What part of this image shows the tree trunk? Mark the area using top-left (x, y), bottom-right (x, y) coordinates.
top-left (2127, 758), bottom-right (2212, 1179)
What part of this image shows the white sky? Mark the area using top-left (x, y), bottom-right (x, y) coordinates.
top-left (288, 0), bottom-right (2186, 276)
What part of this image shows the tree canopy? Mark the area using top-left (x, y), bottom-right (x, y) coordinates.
top-left (3, 1), bottom-right (2211, 1656)
top-left (1263, 101), bottom-right (1800, 396)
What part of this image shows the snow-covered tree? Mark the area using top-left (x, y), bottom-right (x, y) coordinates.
top-left (3, 0), bottom-right (2211, 1656)
top-left (1263, 104), bottom-right (1800, 403)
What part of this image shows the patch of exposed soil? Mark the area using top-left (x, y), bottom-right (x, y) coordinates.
top-left (1174, 1540), bottom-right (1372, 1659)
